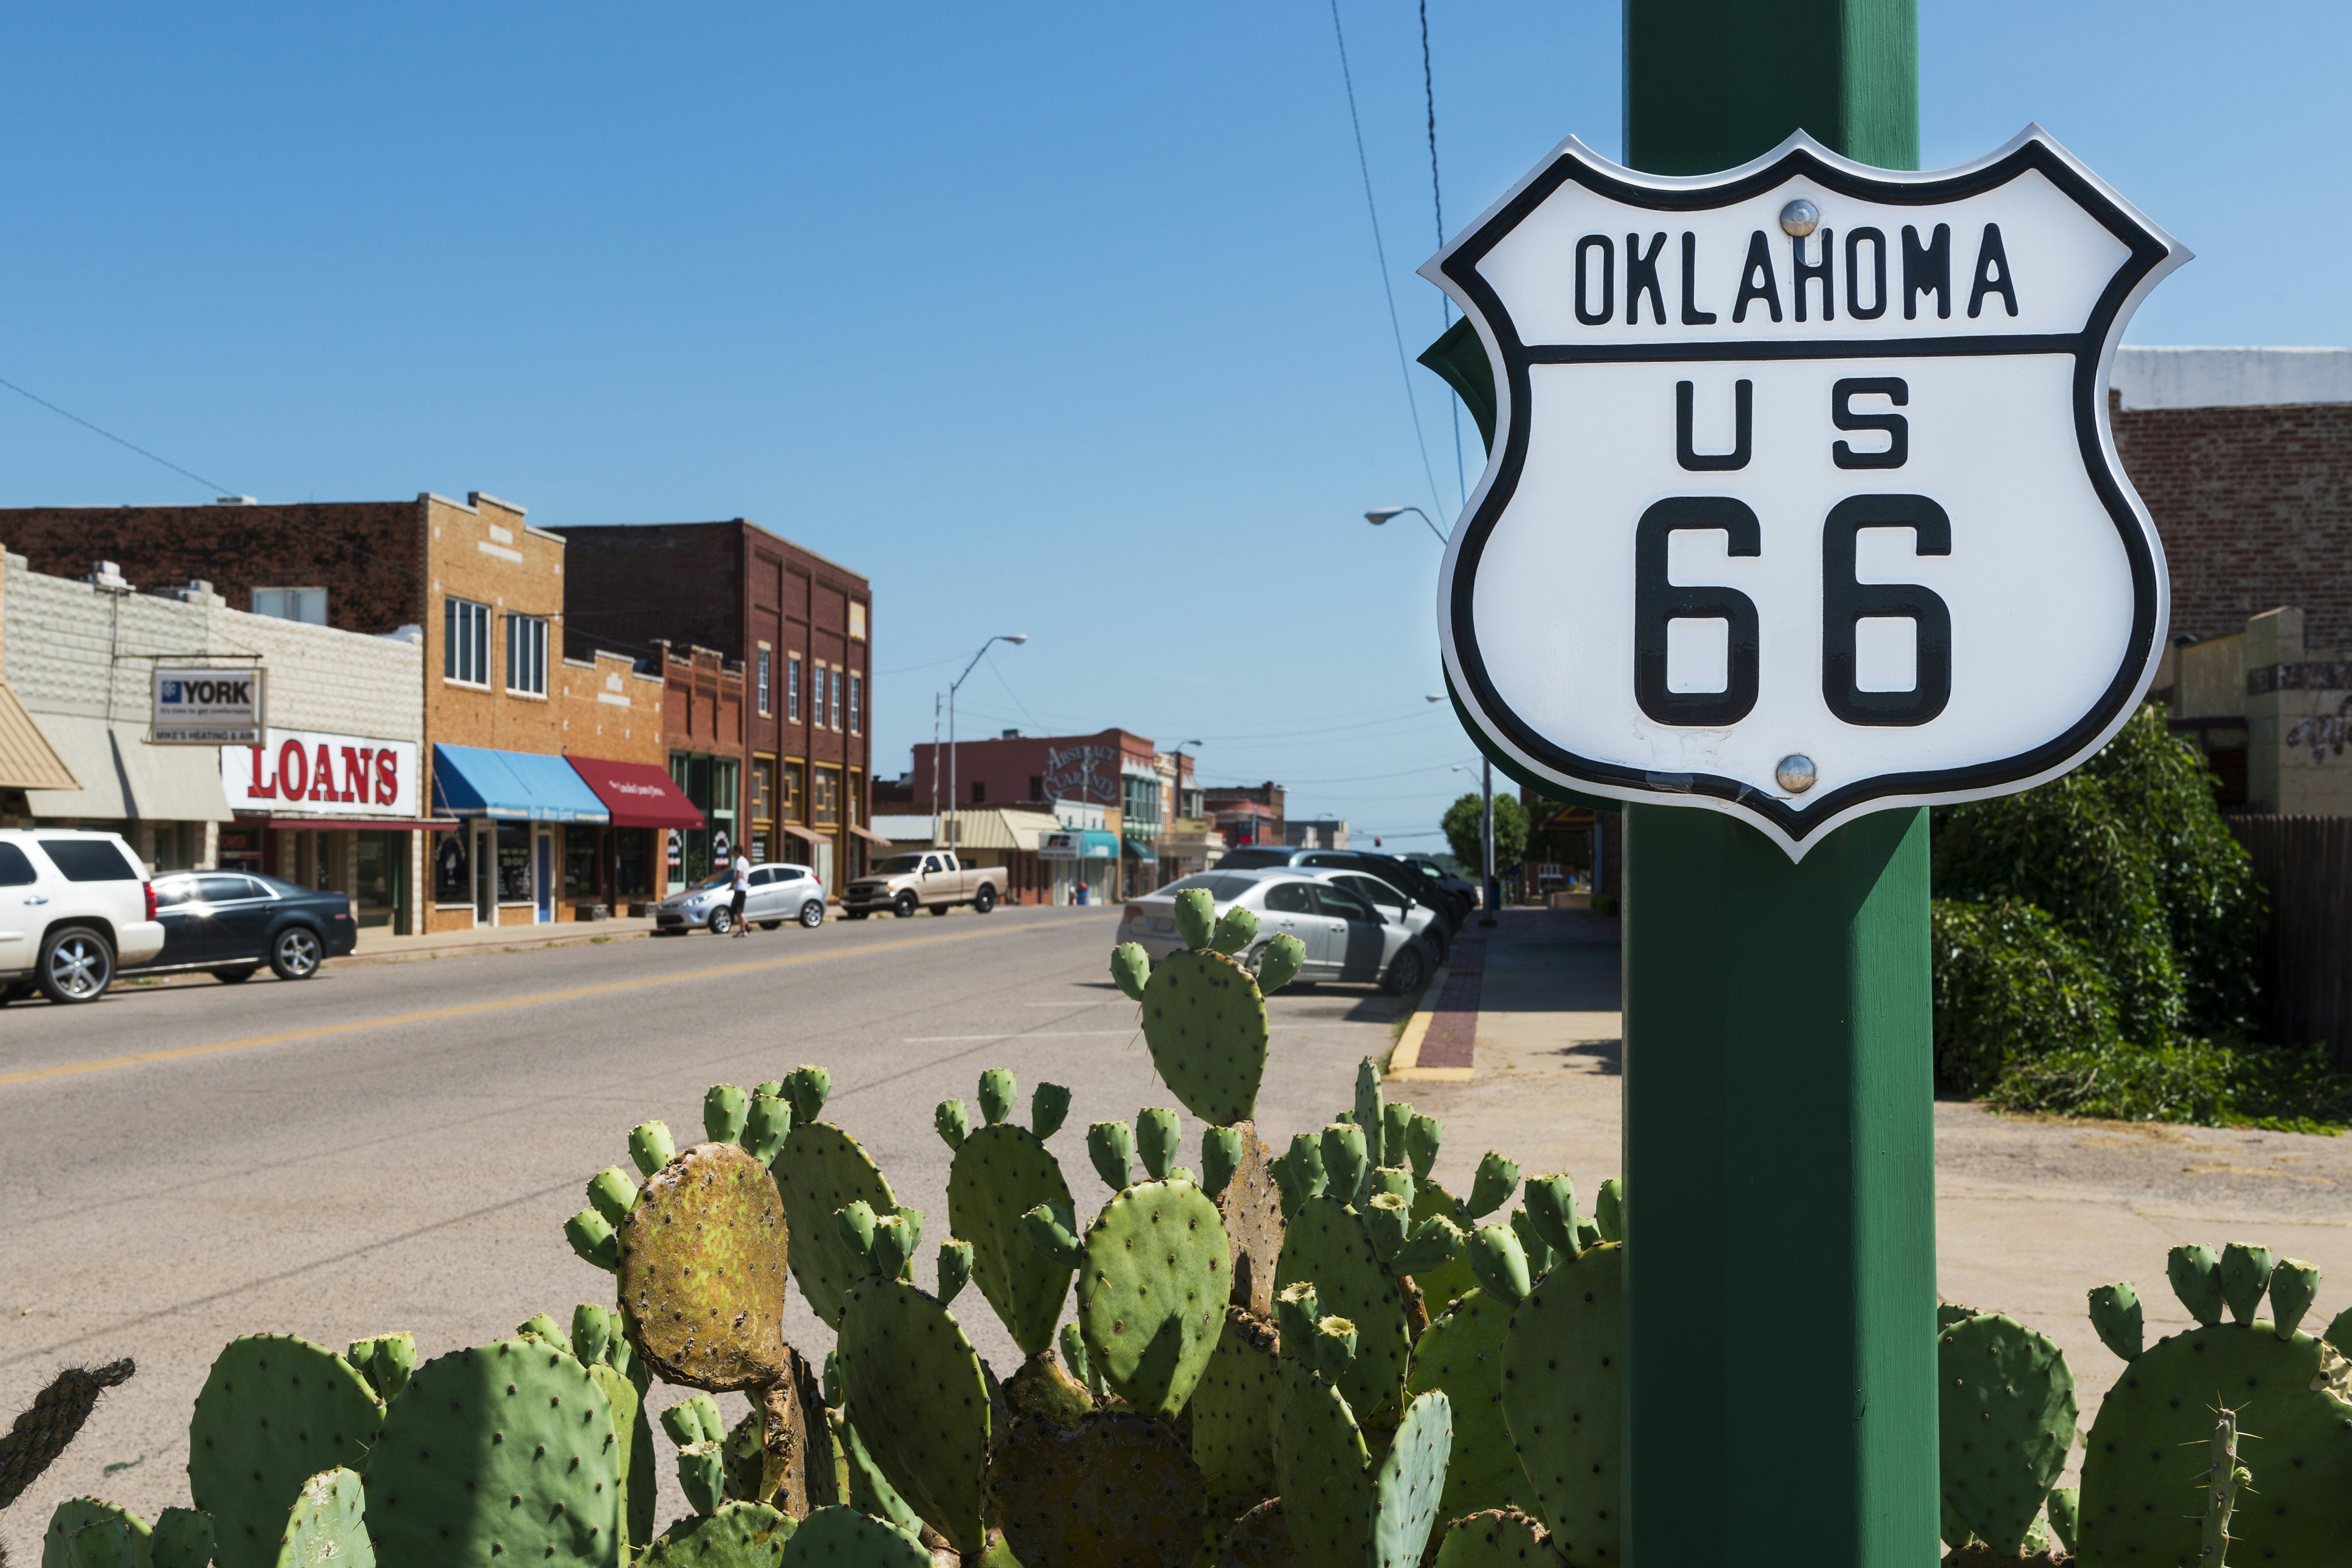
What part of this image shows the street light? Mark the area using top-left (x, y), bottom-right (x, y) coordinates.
top-left (948, 634), bottom-right (1028, 856)
top-left (1368, 506), bottom-right (1497, 925)
top-left (1364, 505), bottom-right (1448, 546)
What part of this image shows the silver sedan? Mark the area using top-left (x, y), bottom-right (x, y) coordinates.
top-left (656, 863), bottom-right (827, 935)
top-left (1116, 868), bottom-right (1433, 995)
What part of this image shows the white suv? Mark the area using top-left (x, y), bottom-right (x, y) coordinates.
top-left (0, 830), bottom-right (166, 1005)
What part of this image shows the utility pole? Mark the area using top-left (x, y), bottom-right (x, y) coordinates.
top-left (1478, 757), bottom-right (1497, 926)
top-left (1617, 4), bottom-right (1933, 1564)
top-left (931, 693), bottom-right (941, 848)
top-left (947, 635), bottom-right (1028, 861)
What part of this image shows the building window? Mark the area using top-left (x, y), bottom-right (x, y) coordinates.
top-left (783, 760), bottom-right (805, 823)
top-left (850, 602), bottom-right (867, 640)
top-left (829, 666), bottom-right (843, 730)
top-left (788, 655), bottom-right (802, 722)
top-left (506, 613), bottom-right (549, 696)
top-left (254, 587), bottom-right (327, 624)
top-left (849, 769), bottom-right (862, 825)
top-left (751, 756), bottom-right (776, 862)
top-left (445, 597), bottom-right (491, 686)
top-left (848, 673), bottom-right (863, 735)
top-left (757, 648), bottom-right (772, 716)
top-left (970, 780), bottom-right (986, 805)
top-left (432, 829), bottom-right (471, 904)
top-left (813, 766), bottom-right (841, 828)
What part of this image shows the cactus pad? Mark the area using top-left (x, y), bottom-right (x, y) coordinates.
top-left (1217, 1499), bottom-right (1294, 1568)
top-left (275, 1467), bottom-right (373, 1568)
top-left (987, 1411), bottom-right (1209, 1568)
top-left (946, 1121), bottom-right (1078, 1356)
top-left (152, 1509), bottom-right (211, 1568)
top-left (1500, 1241), bottom-right (1621, 1568)
top-left (1430, 1510), bottom-right (1566, 1568)
top-left (44, 1500), bottom-right (150, 1568)
top-left (1077, 1179), bottom-right (1230, 1419)
top-left (1370, 1389), bottom-right (1451, 1568)
top-left (1405, 1179), bottom-right (1478, 1311)
top-left (1138, 949), bottom-right (1267, 1126)
top-left (1270, 1356), bottom-right (1372, 1568)
top-left (1273, 1196), bottom-right (1413, 1425)
top-left (619, 1141), bottom-right (793, 1391)
top-left (1213, 1121), bottom-right (1285, 1315)
top-left (776, 1506), bottom-right (927, 1568)
top-left (187, 1334), bottom-right (385, 1568)
top-left (1936, 1314), bottom-right (2076, 1554)
top-left (836, 1277), bottom-right (991, 1553)
top-left (1189, 1308), bottom-right (1280, 1499)
top-left (638, 1502), bottom-right (795, 1567)
top-left (771, 1120), bottom-right (898, 1328)
top-left (833, 1412), bottom-right (923, 1538)
top-left (1406, 1288), bottom-right (1528, 1522)
top-left (362, 1337), bottom-right (625, 1568)
top-left (2078, 1319), bottom-right (2352, 1564)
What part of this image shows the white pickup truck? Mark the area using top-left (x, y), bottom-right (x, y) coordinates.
top-left (843, 851), bottom-right (1010, 919)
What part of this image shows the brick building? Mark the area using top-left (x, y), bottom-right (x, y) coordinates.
top-left (554, 521), bottom-right (878, 890)
top-left (907, 727), bottom-right (1178, 894)
top-left (1205, 780), bottom-right (1286, 850)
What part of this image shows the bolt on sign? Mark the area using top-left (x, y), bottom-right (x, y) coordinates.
top-left (1428, 128), bottom-right (2185, 857)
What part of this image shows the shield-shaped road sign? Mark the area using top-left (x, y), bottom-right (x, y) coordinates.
top-left (1425, 127), bottom-right (2186, 858)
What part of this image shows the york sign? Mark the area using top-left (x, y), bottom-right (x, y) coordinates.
top-left (221, 729), bottom-right (420, 820)
top-left (152, 667), bottom-right (266, 746)
top-left (1427, 129), bottom-right (2185, 856)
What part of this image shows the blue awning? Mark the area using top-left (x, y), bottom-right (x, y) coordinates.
top-left (432, 744), bottom-right (611, 823)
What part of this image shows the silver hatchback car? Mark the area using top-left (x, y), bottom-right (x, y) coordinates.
top-left (656, 863), bottom-right (826, 935)
top-left (1117, 868), bottom-right (1435, 995)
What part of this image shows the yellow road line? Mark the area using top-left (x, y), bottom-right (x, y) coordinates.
top-left (0, 922), bottom-right (1034, 1089)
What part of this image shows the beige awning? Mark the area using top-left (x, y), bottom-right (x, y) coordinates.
top-left (0, 685), bottom-right (77, 792)
top-left (23, 713), bottom-right (232, 822)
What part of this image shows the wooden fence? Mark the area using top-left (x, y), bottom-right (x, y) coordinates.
top-left (2229, 815), bottom-right (2352, 1064)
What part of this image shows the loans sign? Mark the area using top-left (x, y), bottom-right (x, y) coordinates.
top-left (1427, 128), bottom-right (2186, 856)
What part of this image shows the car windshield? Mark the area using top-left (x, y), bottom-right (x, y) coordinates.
top-left (1157, 873), bottom-right (1260, 902)
top-left (875, 854), bottom-right (925, 874)
top-left (693, 871), bottom-right (733, 891)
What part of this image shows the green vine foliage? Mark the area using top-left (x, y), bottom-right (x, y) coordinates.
top-left (1932, 705), bottom-right (2263, 1047)
top-left (1929, 900), bottom-right (2119, 1094)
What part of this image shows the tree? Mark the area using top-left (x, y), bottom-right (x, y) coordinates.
top-left (1441, 790), bottom-right (1528, 871)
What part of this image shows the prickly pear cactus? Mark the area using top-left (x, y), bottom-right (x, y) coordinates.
top-left (2079, 1332), bottom-right (2352, 1561)
top-left (562, 1305), bottom-right (655, 1549)
top-left (831, 1411), bottom-right (922, 1540)
top-left (835, 1276), bottom-right (991, 1553)
top-left (1135, 948), bottom-right (1270, 1126)
top-left (1272, 1196), bottom-right (1414, 1425)
top-left (943, 1076), bottom-right (1078, 1356)
top-left (1430, 1510), bottom-right (1567, 1568)
top-left (151, 1508), bottom-right (211, 1568)
top-left (1405, 1179), bottom-right (1478, 1312)
top-left (617, 1141), bottom-right (793, 1390)
top-left (1212, 1122), bottom-right (1285, 1316)
top-left (363, 1338), bottom-right (626, 1568)
top-left (1371, 1390), bottom-right (1452, 1568)
top-left (987, 1411), bottom-right (1209, 1568)
top-left (1499, 1241), bottom-right (1622, 1568)
top-left (638, 1502), bottom-right (794, 1567)
top-left (1189, 1307), bottom-right (1280, 1500)
top-left (1937, 1313), bottom-right (2075, 1555)
top-left (275, 1467), bottom-right (373, 1568)
top-left (1270, 1352), bottom-right (1373, 1568)
top-left (771, 1115), bottom-right (898, 1329)
top-left (43, 1500), bottom-right (150, 1568)
top-left (1406, 1287), bottom-right (1529, 1522)
top-left (1076, 1179), bottom-right (1231, 1419)
top-left (186, 1334), bottom-right (385, 1568)
top-left (775, 1506), bottom-right (928, 1568)
top-left (1218, 1499), bottom-right (1293, 1568)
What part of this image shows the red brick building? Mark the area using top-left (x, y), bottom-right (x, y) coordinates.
top-left (553, 520), bottom-right (878, 890)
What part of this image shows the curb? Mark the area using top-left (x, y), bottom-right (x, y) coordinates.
top-left (1386, 961), bottom-right (1473, 1083)
top-left (343, 925), bottom-right (660, 968)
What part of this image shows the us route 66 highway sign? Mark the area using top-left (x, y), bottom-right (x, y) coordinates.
top-left (1425, 127), bottom-right (2186, 858)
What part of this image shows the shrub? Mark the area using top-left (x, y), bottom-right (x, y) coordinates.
top-left (1987, 1038), bottom-right (2352, 1133)
top-left (1930, 899), bottom-right (2119, 1093)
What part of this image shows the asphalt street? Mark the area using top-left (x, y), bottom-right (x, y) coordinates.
top-left (0, 904), bottom-right (1411, 1555)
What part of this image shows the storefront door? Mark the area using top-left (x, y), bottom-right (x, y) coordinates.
top-left (474, 826), bottom-right (494, 924)
top-left (536, 832), bottom-right (552, 923)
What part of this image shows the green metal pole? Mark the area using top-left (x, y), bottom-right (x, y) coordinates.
top-left (1617, 4), bottom-right (1936, 1565)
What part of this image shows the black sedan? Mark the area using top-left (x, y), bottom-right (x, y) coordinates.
top-left (134, 871), bottom-right (358, 983)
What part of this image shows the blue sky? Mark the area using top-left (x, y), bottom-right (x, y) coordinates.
top-left (2, 4), bottom-right (2345, 844)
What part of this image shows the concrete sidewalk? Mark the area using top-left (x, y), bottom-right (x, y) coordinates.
top-left (346, 914), bottom-right (662, 965)
top-left (1385, 905), bottom-right (2352, 1485)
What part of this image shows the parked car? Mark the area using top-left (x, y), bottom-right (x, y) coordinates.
top-left (655, 863), bottom-right (826, 935)
top-left (0, 828), bottom-right (166, 1005)
top-left (843, 851), bottom-right (1008, 920)
top-left (133, 871), bottom-right (358, 983)
top-left (1401, 852), bottom-right (1482, 913)
top-left (1299, 866), bottom-right (1447, 967)
top-left (1118, 868), bottom-right (1431, 995)
top-left (1212, 846), bottom-right (1467, 931)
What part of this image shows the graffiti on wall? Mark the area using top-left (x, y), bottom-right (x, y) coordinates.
top-left (1044, 744), bottom-right (1119, 804)
top-left (2287, 696), bottom-right (2352, 764)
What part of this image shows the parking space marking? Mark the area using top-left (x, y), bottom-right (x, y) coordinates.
top-left (0, 922), bottom-right (1033, 1089)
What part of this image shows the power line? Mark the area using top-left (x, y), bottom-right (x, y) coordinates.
top-left (1419, 0), bottom-right (1465, 509)
top-left (1328, 0), bottom-right (1446, 521)
top-left (0, 374), bottom-right (232, 496)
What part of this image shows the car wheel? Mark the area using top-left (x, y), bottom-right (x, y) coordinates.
top-left (799, 900), bottom-right (826, 928)
top-left (212, 967), bottom-right (259, 984)
top-left (37, 926), bottom-right (114, 1004)
top-left (708, 908), bottom-right (736, 936)
top-left (972, 886), bottom-right (996, 914)
top-left (270, 927), bottom-right (324, 981)
top-left (893, 892), bottom-right (918, 919)
top-left (929, 903), bottom-right (951, 917)
top-left (1383, 944), bottom-right (1428, 997)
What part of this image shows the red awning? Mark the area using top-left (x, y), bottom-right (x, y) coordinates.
top-left (565, 757), bottom-right (705, 831)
